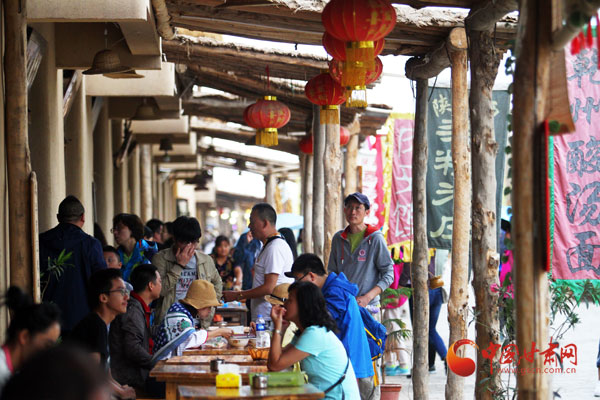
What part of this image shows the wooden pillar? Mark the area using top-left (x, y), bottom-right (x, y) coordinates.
top-left (29, 23), bottom-right (65, 233)
top-left (512, 0), bottom-right (551, 398)
top-left (302, 153), bottom-right (314, 254)
top-left (265, 173), bottom-right (276, 206)
top-left (112, 120), bottom-right (129, 215)
top-left (323, 116), bottom-right (341, 267)
top-left (140, 144), bottom-right (153, 222)
top-left (344, 133), bottom-right (359, 196)
top-left (411, 78), bottom-right (429, 399)
top-left (312, 106), bottom-right (325, 260)
top-left (446, 32), bottom-right (470, 400)
top-left (129, 146), bottom-right (141, 216)
top-left (64, 78), bottom-right (94, 234)
top-left (4, 0), bottom-right (33, 292)
top-left (468, 28), bottom-right (503, 400)
top-left (92, 103), bottom-right (114, 242)
top-left (152, 163), bottom-right (160, 219)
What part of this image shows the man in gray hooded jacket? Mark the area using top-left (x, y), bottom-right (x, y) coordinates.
top-left (327, 192), bottom-right (394, 310)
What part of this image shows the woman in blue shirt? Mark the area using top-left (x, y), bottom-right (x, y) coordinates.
top-left (267, 281), bottom-right (360, 399)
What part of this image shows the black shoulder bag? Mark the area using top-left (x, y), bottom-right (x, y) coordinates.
top-left (323, 357), bottom-right (350, 399)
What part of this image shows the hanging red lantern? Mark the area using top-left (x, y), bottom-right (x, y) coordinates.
top-left (340, 126), bottom-right (350, 146)
top-left (346, 56), bottom-right (384, 108)
top-left (298, 127), bottom-right (350, 154)
top-left (322, 32), bottom-right (385, 61)
top-left (299, 136), bottom-right (313, 154)
top-left (243, 96), bottom-right (290, 147)
top-left (322, 0), bottom-right (395, 87)
top-left (305, 72), bottom-right (346, 124)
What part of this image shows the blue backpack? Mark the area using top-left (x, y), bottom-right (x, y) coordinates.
top-left (358, 306), bottom-right (386, 361)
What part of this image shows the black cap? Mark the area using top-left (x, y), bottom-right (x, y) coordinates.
top-left (343, 192), bottom-right (371, 210)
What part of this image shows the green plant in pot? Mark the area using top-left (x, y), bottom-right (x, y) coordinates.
top-left (379, 286), bottom-right (412, 399)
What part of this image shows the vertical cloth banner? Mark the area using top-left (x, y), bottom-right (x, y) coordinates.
top-left (358, 136), bottom-right (385, 229)
top-left (386, 116), bottom-right (415, 249)
top-left (552, 48), bottom-right (600, 281)
top-left (426, 87), bottom-right (510, 249)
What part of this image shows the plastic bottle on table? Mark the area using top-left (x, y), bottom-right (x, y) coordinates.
top-left (255, 315), bottom-right (270, 348)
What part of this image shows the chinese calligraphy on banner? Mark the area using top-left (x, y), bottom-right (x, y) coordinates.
top-left (358, 136), bottom-right (385, 229)
top-left (387, 118), bottom-right (415, 247)
top-left (552, 48), bottom-right (600, 280)
top-left (426, 87), bottom-right (510, 249)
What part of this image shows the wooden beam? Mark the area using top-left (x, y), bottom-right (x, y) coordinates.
top-left (312, 105), bottom-right (325, 260)
top-left (301, 152), bottom-right (313, 253)
top-left (323, 113), bottom-right (342, 266)
top-left (445, 43), bottom-right (470, 400)
top-left (153, 154), bottom-right (197, 163)
top-left (63, 71), bottom-right (82, 118)
top-left (191, 125), bottom-right (300, 155)
top-left (465, 0), bottom-right (518, 31)
top-left (405, 27), bottom-right (467, 80)
top-left (134, 133), bottom-right (191, 144)
top-left (5, 0), bottom-right (34, 293)
top-left (512, 0), bottom-right (551, 398)
top-left (469, 27), bottom-right (503, 400)
top-left (197, 147), bottom-right (297, 168)
top-left (411, 78), bottom-right (429, 399)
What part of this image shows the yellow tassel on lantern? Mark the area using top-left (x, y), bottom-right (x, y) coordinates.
top-left (255, 128), bottom-right (279, 147)
top-left (345, 86), bottom-right (368, 108)
top-left (346, 41), bottom-right (375, 69)
top-left (319, 105), bottom-right (340, 125)
top-left (342, 61), bottom-right (368, 87)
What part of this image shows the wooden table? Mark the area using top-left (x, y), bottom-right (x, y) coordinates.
top-left (150, 362), bottom-right (269, 400)
top-left (184, 346), bottom-right (250, 356)
top-left (215, 305), bottom-right (248, 326)
top-left (178, 384), bottom-right (325, 400)
top-left (166, 355), bottom-right (266, 366)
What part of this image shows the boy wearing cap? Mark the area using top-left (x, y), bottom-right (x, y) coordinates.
top-left (152, 280), bottom-right (233, 361)
top-left (328, 192), bottom-right (394, 311)
top-left (264, 283), bottom-right (296, 347)
top-left (286, 254), bottom-right (374, 396)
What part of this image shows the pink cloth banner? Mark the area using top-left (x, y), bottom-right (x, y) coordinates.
top-left (358, 136), bottom-right (385, 229)
top-left (387, 118), bottom-right (415, 246)
top-left (552, 49), bottom-right (600, 280)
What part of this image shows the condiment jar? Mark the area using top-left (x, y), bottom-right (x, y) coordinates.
top-left (210, 358), bottom-right (225, 372)
top-left (252, 374), bottom-right (268, 389)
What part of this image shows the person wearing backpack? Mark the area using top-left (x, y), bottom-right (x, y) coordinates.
top-left (286, 254), bottom-right (382, 400)
top-left (328, 193), bottom-right (394, 399)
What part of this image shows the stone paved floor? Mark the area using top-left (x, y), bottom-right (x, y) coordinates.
top-left (385, 285), bottom-right (599, 399)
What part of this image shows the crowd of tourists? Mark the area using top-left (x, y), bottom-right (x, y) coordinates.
top-left (0, 192), bottom-right (428, 400)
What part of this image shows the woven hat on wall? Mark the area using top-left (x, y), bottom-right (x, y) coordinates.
top-left (83, 49), bottom-right (131, 75)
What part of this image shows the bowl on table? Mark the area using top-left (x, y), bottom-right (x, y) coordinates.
top-left (227, 336), bottom-right (249, 348)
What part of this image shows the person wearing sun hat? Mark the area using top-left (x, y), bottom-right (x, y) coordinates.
top-left (152, 280), bottom-right (233, 361)
top-left (264, 283), bottom-right (297, 347)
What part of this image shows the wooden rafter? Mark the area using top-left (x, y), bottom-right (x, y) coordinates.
top-left (192, 124), bottom-right (300, 154)
top-left (165, 1), bottom-right (517, 56)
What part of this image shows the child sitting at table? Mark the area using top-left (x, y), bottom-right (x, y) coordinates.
top-left (152, 279), bottom-right (233, 361)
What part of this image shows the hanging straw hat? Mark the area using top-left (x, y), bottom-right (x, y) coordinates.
top-left (104, 69), bottom-right (144, 79)
top-left (265, 283), bottom-right (291, 306)
top-left (180, 280), bottom-right (222, 310)
top-left (83, 49), bottom-right (131, 75)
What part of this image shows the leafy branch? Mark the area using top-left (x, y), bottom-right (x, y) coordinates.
top-left (40, 249), bottom-right (74, 299)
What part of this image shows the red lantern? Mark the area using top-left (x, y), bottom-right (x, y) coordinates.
top-left (322, 0), bottom-right (397, 42)
top-left (340, 126), bottom-right (350, 146)
top-left (243, 96), bottom-right (290, 147)
top-left (299, 136), bottom-right (313, 154)
top-left (322, 32), bottom-right (384, 62)
top-left (322, 0), bottom-right (395, 87)
top-left (305, 72), bottom-right (346, 124)
top-left (298, 127), bottom-right (350, 154)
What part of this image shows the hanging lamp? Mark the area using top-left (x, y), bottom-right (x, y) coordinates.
top-left (243, 96), bottom-right (291, 147)
top-left (305, 72), bottom-right (346, 124)
top-left (322, 0), bottom-right (395, 87)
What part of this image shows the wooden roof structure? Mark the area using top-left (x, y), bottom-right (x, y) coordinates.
top-left (158, 0), bottom-right (518, 164)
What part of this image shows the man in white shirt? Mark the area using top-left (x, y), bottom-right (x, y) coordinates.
top-left (223, 203), bottom-right (293, 322)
